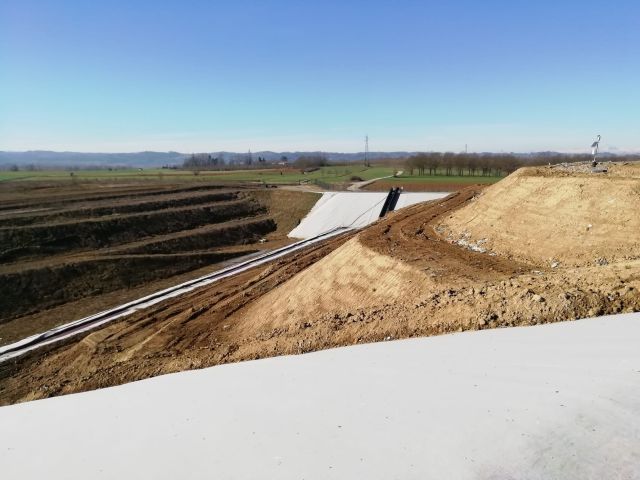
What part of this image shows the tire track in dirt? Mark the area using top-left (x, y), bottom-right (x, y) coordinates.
top-left (0, 232), bottom-right (355, 404)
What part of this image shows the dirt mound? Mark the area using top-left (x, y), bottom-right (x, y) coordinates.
top-left (240, 188), bottom-right (530, 332)
top-left (439, 164), bottom-right (640, 266)
top-left (237, 237), bottom-right (429, 334)
top-left (358, 188), bottom-right (531, 280)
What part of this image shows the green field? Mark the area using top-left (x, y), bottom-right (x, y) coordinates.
top-left (0, 166), bottom-right (397, 184)
top-left (0, 166), bottom-right (503, 186)
top-left (392, 174), bottom-right (502, 184)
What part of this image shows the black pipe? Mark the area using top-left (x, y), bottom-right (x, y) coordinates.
top-left (389, 187), bottom-right (402, 211)
top-left (379, 188), bottom-right (394, 218)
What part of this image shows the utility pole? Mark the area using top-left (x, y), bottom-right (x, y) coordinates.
top-left (465, 144), bottom-right (468, 154)
top-left (364, 135), bottom-right (369, 167)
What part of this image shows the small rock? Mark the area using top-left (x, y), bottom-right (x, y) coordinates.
top-left (532, 294), bottom-right (545, 303)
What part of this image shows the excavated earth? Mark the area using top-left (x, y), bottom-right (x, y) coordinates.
top-left (0, 181), bottom-right (319, 344)
top-left (439, 162), bottom-right (640, 266)
top-left (2, 165), bottom-right (640, 405)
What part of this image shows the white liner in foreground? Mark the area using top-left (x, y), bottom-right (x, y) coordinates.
top-left (1, 314), bottom-right (639, 479)
top-left (289, 191), bottom-right (448, 239)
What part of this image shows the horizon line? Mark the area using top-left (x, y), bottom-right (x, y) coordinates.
top-left (2, 149), bottom-right (639, 155)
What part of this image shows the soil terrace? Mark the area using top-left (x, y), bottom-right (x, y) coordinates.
top-left (1, 165), bottom-right (639, 405)
top-left (0, 182), bottom-right (320, 345)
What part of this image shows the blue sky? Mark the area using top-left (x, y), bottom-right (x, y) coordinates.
top-left (1, 0), bottom-right (638, 153)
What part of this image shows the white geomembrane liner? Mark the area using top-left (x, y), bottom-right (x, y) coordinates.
top-left (289, 191), bottom-right (448, 239)
top-left (1, 314), bottom-right (639, 479)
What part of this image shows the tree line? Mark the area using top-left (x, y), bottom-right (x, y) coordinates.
top-left (182, 153), bottom-right (330, 171)
top-left (182, 152), bottom-right (274, 170)
top-left (405, 153), bottom-right (521, 176)
top-left (179, 150), bottom-right (640, 175)
top-left (402, 152), bottom-right (639, 177)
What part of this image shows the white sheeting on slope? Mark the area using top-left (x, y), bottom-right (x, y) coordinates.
top-left (289, 191), bottom-right (448, 238)
top-left (1, 314), bottom-right (639, 480)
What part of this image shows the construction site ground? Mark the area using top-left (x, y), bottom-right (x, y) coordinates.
top-left (2, 162), bottom-right (639, 405)
top-left (0, 181), bottom-right (319, 345)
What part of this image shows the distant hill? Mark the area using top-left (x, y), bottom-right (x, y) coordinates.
top-left (0, 151), bottom-right (188, 169)
top-left (0, 150), bottom-right (411, 169)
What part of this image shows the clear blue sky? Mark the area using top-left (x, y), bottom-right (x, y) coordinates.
top-left (1, 0), bottom-right (638, 153)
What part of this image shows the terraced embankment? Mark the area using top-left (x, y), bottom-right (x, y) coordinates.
top-left (0, 181), bottom-right (319, 344)
top-left (2, 164), bottom-right (639, 405)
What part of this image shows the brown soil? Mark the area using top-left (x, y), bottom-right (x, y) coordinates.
top-left (0, 232), bottom-right (355, 404)
top-left (237, 188), bottom-right (531, 333)
top-left (0, 251), bottom-right (252, 321)
top-left (0, 182), bottom-right (230, 212)
top-left (248, 189), bottom-right (321, 238)
top-left (0, 189), bottom-right (239, 227)
top-left (0, 255), bottom-right (260, 346)
top-left (3, 171), bottom-right (639, 405)
top-left (0, 198), bottom-right (262, 261)
top-left (0, 181), bottom-right (319, 343)
top-left (440, 164), bottom-right (640, 266)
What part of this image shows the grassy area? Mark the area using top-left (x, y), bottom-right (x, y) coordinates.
top-left (181, 166), bottom-right (397, 184)
top-left (0, 169), bottom-right (176, 182)
top-left (0, 165), bottom-right (502, 187)
top-left (393, 174), bottom-right (502, 184)
top-left (364, 170), bottom-right (504, 192)
top-left (0, 166), bottom-right (399, 185)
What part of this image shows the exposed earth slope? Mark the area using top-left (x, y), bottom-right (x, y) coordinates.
top-left (440, 163), bottom-right (640, 266)
top-left (1, 164), bottom-right (640, 404)
top-left (0, 181), bottom-right (319, 344)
